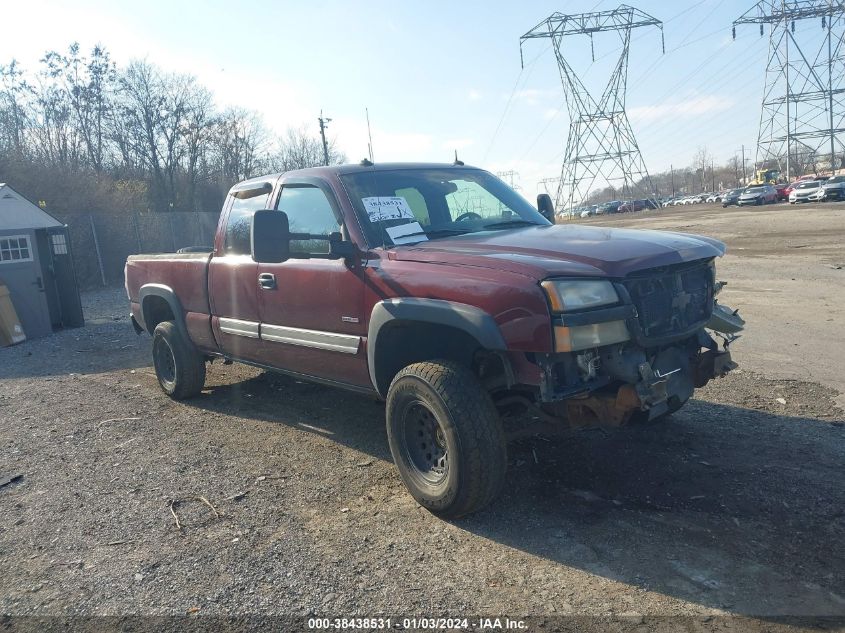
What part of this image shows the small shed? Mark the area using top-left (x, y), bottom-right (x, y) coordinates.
top-left (0, 184), bottom-right (84, 340)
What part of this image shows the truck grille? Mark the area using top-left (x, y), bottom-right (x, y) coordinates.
top-left (623, 261), bottom-right (714, 340)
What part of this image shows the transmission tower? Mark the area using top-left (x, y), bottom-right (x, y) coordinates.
top-left (734, 1), bottom-right (845, 179)
top-left (520, 5), bottom-right (663, 213)
top-left (496, 170), bottom-right (522, 190)
top-left (537, 177), bottom-right (561, 197)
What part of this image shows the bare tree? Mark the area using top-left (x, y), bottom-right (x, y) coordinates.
top-left (212, 108), bottom-right (269, 183)
top-left (182, 85), bottom-right (216, 211)
top-left (114, 61), bottom-right (212, 210)
top-left (0, 60), bottom-right (32, 157)
top-left (270, 125), bottom-right (345, 172)
top-left (0, 43), bottom-right (349, 217)
top-left (41, 43), bottom-right (117, 172)
top-left (692, 146), bottom-right (711, 192)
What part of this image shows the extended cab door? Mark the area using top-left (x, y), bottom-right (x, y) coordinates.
top-left (255, 178), bottom-right (370, 388)
top-left (208, 185), bottom-right (270, 363)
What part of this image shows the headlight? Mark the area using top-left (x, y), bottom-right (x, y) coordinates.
top-left (541, 279), bottom-right (618, 312)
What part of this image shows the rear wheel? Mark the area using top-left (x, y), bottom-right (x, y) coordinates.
top-left (386, 360), bottom-right (507, 519)
top-left (152, 321), bottom-right (206, 399)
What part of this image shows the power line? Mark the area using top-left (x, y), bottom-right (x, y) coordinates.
top-left (481, 41), bottom-right (554, 163)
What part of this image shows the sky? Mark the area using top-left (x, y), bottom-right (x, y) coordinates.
top-left (0, 0), bottom-right (806, 196)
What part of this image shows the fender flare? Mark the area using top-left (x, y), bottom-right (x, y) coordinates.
top-left (138, 284), bottom-right (191, 343)
top-left (367, 298), bottom-right (508, 397)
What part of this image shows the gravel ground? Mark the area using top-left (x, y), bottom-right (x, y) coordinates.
top-left (1, 205), bottom-right (844, 628)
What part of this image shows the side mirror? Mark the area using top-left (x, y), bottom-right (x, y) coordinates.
top-left (252, 210), bottom-right (290, 263)
top-left (537, 193), bottom-right (555, 222)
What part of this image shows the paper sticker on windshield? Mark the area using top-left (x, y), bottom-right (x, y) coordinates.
top-left (386, 221), bottom-right (428, 245)
top-left (362, 196), bottom-right (415, 222)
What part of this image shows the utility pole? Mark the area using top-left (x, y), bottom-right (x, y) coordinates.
top-left (318, 110), bottom-right (331, 166)
top-left (670, 164), bottom-right (675, 197)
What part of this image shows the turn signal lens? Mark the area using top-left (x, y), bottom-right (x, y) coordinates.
top-left (554, 320), bottom-right (630, 352)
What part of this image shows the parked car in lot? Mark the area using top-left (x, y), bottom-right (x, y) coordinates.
top-left (789, 180), bottom-right (824, 204)
top-left (124, 162), bottom-right (744, 518)
top-left (598, 200), bottom-right (622, 214)
top-left (721, 188), bottom-right (744, 207)
top-left (618, 199), bottom-right (657, 213)
top-left (783, 181), bottom-right (802, 198)
top-left (705, 192), bottom-right (722, 203)
top-left (820, 175), bottom-right (845, 200)
top-left (807, 187), bottom-right (826, 202)
top-left (774, 184), bottom-right (790, 200)
top-left (738, 185), bottom-right (778, 206)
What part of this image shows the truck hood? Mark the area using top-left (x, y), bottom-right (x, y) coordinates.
top-left (388, 224), bottom-right (725, 279)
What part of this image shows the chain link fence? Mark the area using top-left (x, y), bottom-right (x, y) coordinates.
top-left (52, 211), bottom-right (221, 289)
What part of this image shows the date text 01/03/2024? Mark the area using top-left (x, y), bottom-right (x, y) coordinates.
top-left (306, 617), bottom-right (528, 630)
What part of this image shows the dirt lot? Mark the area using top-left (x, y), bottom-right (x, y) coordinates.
top-left (1, 202), bottom-right (844, 626)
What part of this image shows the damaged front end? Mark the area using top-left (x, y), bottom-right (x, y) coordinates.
top-left (535, 260), bottom-right (744, 428)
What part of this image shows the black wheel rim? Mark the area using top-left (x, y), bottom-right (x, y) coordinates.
top-left (401, 402), bottom-right (449, 485)
top-left (154, 338), bottom-right (176, 387)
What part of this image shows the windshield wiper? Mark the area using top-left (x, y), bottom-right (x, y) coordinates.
top-left (387, 227), bottom-right (471, 243)
top-left (481, 219), bottom-right (542, 230)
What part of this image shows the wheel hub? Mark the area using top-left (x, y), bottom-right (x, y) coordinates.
top-left (154, 338), bottom-right (176, 385)
top-left (403, 402), bottom-right (448, 484)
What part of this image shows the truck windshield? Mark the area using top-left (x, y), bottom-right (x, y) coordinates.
top-left (339, 168), bottom-right (549, 247)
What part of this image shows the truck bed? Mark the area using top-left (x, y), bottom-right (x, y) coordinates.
top-left (125, 252), bottom-right (213, 340)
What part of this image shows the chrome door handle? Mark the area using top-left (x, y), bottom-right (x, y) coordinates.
top-left (258, 273), bottom-right (276, 290)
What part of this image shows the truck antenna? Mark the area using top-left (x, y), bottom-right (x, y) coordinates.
top-left (366, 107), bottom-right (375, 162)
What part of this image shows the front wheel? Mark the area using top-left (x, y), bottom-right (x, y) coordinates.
top-left (385, 360), bottom-right (507, 519)
top-left (152, 321), bottom-right (206, 399)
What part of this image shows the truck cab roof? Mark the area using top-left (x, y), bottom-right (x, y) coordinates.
top-left (229, 162), bottom-right (483, 197)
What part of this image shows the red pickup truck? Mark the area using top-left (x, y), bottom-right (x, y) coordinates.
top-left (125, 162), bottom-right (744, 518)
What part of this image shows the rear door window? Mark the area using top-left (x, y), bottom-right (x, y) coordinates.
top-left (224, 192), bottom-right (270, 255)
